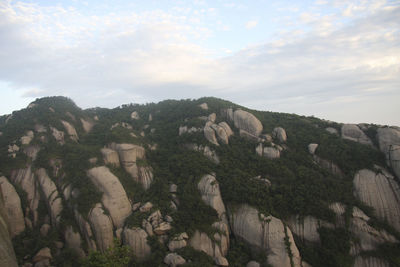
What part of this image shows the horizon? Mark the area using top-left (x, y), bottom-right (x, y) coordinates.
top-left (0, 0), bottom-right (399, 126)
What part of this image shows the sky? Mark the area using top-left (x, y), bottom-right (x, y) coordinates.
top-left (0, 0), bottom-right (399, 126)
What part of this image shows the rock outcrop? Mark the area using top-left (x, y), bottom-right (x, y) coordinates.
top-left (64, 226), bottom-right (85, 257)
top-left (256, 143), bottom-right (281, 159)
top-left (204, 124), bottom-right (219, 146)
top-left (61, 120), bottom-right (79, 141)
top-left (353, 169), bottom-right (400, 232)
top-left (80, 118), bottom-right (94, 133)
top-left (131, 111), bottom-right (140, 120)
top-left (0, 176), bottom-right (25, 237)
top-left (74, 210), bottom-right (97, 251)
top-left (308, 143), bottom-right (318, 155)
top-left (50, 127), bottom-right (65, 145)
top-left (0, 188), bottom-right (18, 267)
top-left (185, 144), bottom-right (220, 164)
top-left (313, 155), bottom-right (344, 177)
top-left (101, 148), bottom-right (120, 167)
top-left (168, 233), bottom-right (188, 251)
top-left (286, 216), bottom-right (322, 243)
top-left (189, 230), bottom-right (228, 264)
top-left (273, 127), bottom-right (287, 142)
top-left (229, 204), bottom-right (302, 267)
top-left (325, 127), bottom-right (339, 135)
top-left (88, 203), bottom-right (114, 253)
top-left (36, 169), bottom-right (63, 226)
top-left (199, 103), bottom-right (208, 110)
top-left (20, 130), bottom-right (34, 145)
top-left (377, 127), bottom-right (400, 178)
top-left (87, 166), bottom-right (132, 228)
top-left (354, 256), bottom-right (389, 267)
top-left (232, 110), bottom-right (263, 137)
top-left (164, 253), bottom-right (186, 267)
top-left (341, 124), bottom-right (372, 145)
top-left (122, 227), bottom-right (151, 260)
top-left (198, 174), bottom-right (226, 221)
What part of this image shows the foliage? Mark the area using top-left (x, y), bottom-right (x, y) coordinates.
top-left (81, 239), bottom-right (132, 267)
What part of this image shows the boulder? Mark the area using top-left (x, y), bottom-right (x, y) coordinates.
top-left (198, 174), bottom-right (226, 220)
top-left (204, 125), bottom-right (219, 146)
top-left (80, 118), bottom-right (94, 133)
top-left (11, 167), bottom-right (40, 225)
top-left (164, 253), bottom-right (186, 267)
top-left (142, 220), bottom-right (154, 236)
top-left (218, 122), bottom-right (233, 137)
top-left (229, 204), bottom-right (302, 267)
top-left (211, 124), bottom-right (229, 145)
top-left (87, 166), bottom-right (132, 228)
top-left (32, 247), bottom-right (52, 263)
top-left (247, 261), bottom-right (260, 267)
top-left (329, 202), bottom-right (346, 226)
top-left (286, 216), bottom-right (321, 243)
top-left (189, 230), bottom-right (224, 259)
top-left (36, 169), bottom-right (63, 226)
top-left (199, 103), bottom-right (208, 110)
top-left (169, 184), bottom-right (177, 193)
top-left (153, 222), bottom-right (172, 235)
top-left (139, 202), bottom-right (153, 213)
top-left (326, 127), bottom-right (339, 135)
top-left (388, 145), bottom-right (400, 179)
top-left (256, 143), bottom-right (263, 156)
top-left (40, 224), bottom-right (51, 237)
top-left (61, 120), bottom-right (79, 141)
top-left (131, 111), bottom-right (140, 120)
top-left (74, 210), bottom-right (97, 251)
top-left (215, 256), bottom-right (229, 266)
top-left (101, 148), bottom-right (120, 167)
top-left (353, 169), bottom-right (400, 232)
top-left (377, 127), bottom-right (400, 178)
top-left (341, 124), bottom-right (372, 145)
top-left (273, 127), bottom-right (287, 142)
top-left (168, 233), bottom-right (188, 251)
top-left (208, 113), bottom-right (216, 122)
top-left (50, 127), bottom-right (65, 145)
top-left (233, 110), bottom-right (263, 137)
top-left (20, 130), bottom-right (34, 145)
top-left (0, 176), bottom-right (25, 237)
top-left (64, 226), bottom-right (85, 257)
top-left (122, 227), bottom-right (151, 260)
top-left (313, 155), bottom-right (344, 177)
top-left (308, 143), bottom-right (318, 155)
top-left (222, 108), bottom-right (234, 122)
top-left (88, 203), bottom-right (114, 253)
top-left (263, 146), bottom-right (280, 159)
top-left (354, 256), bottom-right (389, 267)
top-left (34, 124), bottom-right (47, 133)
top-left (24, 145), bottom-right (40, 161)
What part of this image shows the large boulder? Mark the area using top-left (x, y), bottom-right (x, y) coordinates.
top-left (101, 148), bottom-right (120, 167)
top-left (122, 227), bottom-right (151, 260)
top-left (189, 230), bottom-right (226, 262)
top-left (168, 233), bottom-right (188, 251)
top-left (229, 204), bottom-right (302, 267)
top-left (11, 166), bottom-right (40, 225)
top-left (272, 127), bottom-right (287, 142)
top-left (20, 130), bottom-right (34, 145)
top-left (0, 177), bottom-right (25, 237)
top-left (80, 118), bottom-right (94, 133)
top-left (61, 120), bottom-right (79, 141)
top-left (233, 110), bottom-right (263, 137)
top-left (87, 166), bottom-right (132, 228)
top-left (211, 124), bottom-right (229, 145)
top-left (354, 256), bottom-right (389, 267)
top-left (204, 124), bottom-right (219, 146)
top-left (74, 210), bottom-right (97, 251)
top-left (36, 169), bottom-right (63, 226)
top-left (0, 188), bottom-right (19, 267)
top-left (353, 169), bottom-right (400, 232)
top-left (218, 122), bottom-right (233, 138)
top-left (377, 127), bottom-right (400, 178)
top-left (164, 253), bottom-right (186, 267)
top-left (286, 216), bottom-right (322, 243)
top-left (88, 203), bottom-right (114, 253)
top-left (198, 174), bottom-right (226, 220)
top-left (341, 124), bottom-right (372, 145)
top-left (64, 226), bottom-right (85, 257)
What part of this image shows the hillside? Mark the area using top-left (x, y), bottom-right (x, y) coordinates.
top-left (0, 96), bottom-right (399, 267)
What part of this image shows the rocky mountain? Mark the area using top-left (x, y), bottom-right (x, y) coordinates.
top-left (0, 96), bottom-right (399, 267)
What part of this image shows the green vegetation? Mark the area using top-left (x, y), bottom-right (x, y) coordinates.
top-left (81, 239), bottom-right (132, 267)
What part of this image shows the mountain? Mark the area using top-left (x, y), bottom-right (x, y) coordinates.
top-left (0, 96), bottom-right (399, 267)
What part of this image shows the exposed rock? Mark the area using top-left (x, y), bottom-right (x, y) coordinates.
top-left (286, 216), bottom-right (321, 243)
top-left (0, 176), bottom-right (25, 237)
top-left (132, 202), bottom-right (141, 211)
top-left (24, 145), bottom-right (40, 161)
top-left (35, 124), bottom-right (47, 133)
top-left (165, 215), bottom-right (173, 223)
top-left (204, 125), bottom-right (219, 146)
top-left (354, 256), bottom-right (389, 267)
top-left (185, 144), bottom-right (220, 164)
top-left (169, 184), bottom-right (177, 193)
top-left (88, 203), bottom-right (114, 253)
top-left (229, 204), bottom-right (302, 267)
top-left (8, 144), bottom-right (19, 158)
top-left (61, 120), bottom-right (79, 141)
top-left (164, 253), bottom-right (186, 267)
top-left (329, 202), bottom-right (346, 226)
top-left (189, 230), bottom-right (224, 259)
top-left (215, 256), bottom-right (229, 266)
top-left (36, 169), bottom-right (63, 226)
top-left (179, 126), bottom-right (202, 136)
top-left (233, 110), bottom-right (263, 137)
top-left (341, 124), bottom-right (372, 145)
top-left (131, 111), bottom-right (140, 120)
top-left (74, 210), bottom-right (97, 251)
top-left (64, 226), bottom-right (85, 257)
top-left (388, 145), bottom-right (400, 179)
top-left (313, 155), bottom-right (344, 177)
top-left (199, 103), bottom-right (208, 110)
top-left (142, 220), bottom-right (154, 236)
top-left (261, 134), bottom-right (273, 142)
top-left (240, 129), bottom-right (262, 142)
top-left (138, 166), bottom-right (154, 190)
top-left (20, 131), bottom-right (34, 145)
top-left (377, 127), bottom-right (400, 178)
top-left (11, 167), bottom-right (40, 225)
top-left (40, 224), bottom-right (50, 237)
top-left (211, 124), bottom-right (229, 145)
top-left (353, 169), bottom-right (400, 232)
top-left (50, 127), bottom-right (65, 145)
top-left (87, 166), bottom-right (132, 228)
top-left (273, 127), bottom-right (287, 142)
top-left (325, 127), bottom-right (338, 135)
top-left (256, 143), bottom-right (263, 156)
top-left (32, 247), bottom-right (52, 263)
top-left (218, 122), bottom-right (233, 137)
top-left (212, 221), bottom-right (230, 255)
top-left (80, 118), bottom-right (94, 133)
top-left (0, 188), bottom-right (18, 267)
top-left (168, 233), bottom-right (188, 251)
top-left (139, 202), bottom-right (153, 213)
top-left (208, 113), bottom-right (217, 122)
top-left (308, 143), bottom-right (318, 155)
top-left (154, 222), bottom-right (172, 235)
top-left (246, 261), bottom-right (260, 267)
top-left (66, 112), bottom-right (76, 121)
top-left (122, 227), bottom-right (151, 260)
top-left (263, 146), bottom-right (280, 159)
top-left (111, 122), bottom-right (133, 130)
top-left (198, 174), bottom-right (226, 220)
top-left (101, 148), bottom-right (120, 167)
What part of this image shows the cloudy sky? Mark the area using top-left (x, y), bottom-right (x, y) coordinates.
top-left (0, 0), bottom-right (399, 125)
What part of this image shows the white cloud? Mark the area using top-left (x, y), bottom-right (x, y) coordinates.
top-left (245, 20), bottom-right (258, 29)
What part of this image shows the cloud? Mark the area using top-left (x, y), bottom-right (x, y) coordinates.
top-left (0, 1), bottom-right (399, 125)
top-left (245, 20), bottom-right (258, 29)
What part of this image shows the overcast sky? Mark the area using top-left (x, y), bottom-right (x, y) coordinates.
top-left (0, 0), bottom-right (399, 126)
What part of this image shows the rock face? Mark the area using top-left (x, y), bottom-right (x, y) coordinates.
top-left (0, 187), bottom-right (19, 267)
top-left (131, 111), bottom-right (140, 120)
top-left (87, 166), bottom-right (132, 228)
top-left (229, 204), bottom-right (302, 267)
top-left (199, 103), bottom-right (208, 110)
top-left (256, 143), bottom-right (281, 159)
top-left (64, 226), bottom-right (85, 257)
top-left (0, 176), bottom-right (25, 237)
top-left (353, 169), bottom-right (400, 232)
top-left (286, 216), bottom-right (321, 243)
top-left (20, 130), bottom-right (34, 145)
top-left (11, 167), bottom-right (40, 225)
top-left (80, 118), bottom-right (94, 133)
top-left (325, 127), bottom-right (339, 135)
top-left (50, 127), bottom-right (65, 144)
top-left (101, 148), bottom-right (120, 167)
top-left (74, 210), bottom-right (97, 251)
top-left (273, 127), bottom-right (287, 142)
top-left (189, 230), bottom-right (226, 261)
top-left (61, 120), bottom-right (79, 141)
top-left (88, 203), bottom-right (114, 253)
top-left (377, 127), bottom-right (400, 178)
top-left (164, 253), bottom-right (186, 266)
top-left (198, 174), bottom-right (226, 220)
top-left (36, 169), bottom-right (63, 226)
top-left (341, 124), bottom-right (372, 145)
top-left (204, 124), bottom-right (219, 146)
top-left (185, 144), bottom-right (220, 164)
top-left (168, 233), bottom-right (188, 251)
top-left (308, 143), bottom-right (318, 155)
top-left (122, 227), bottom-right (151, 260)
top-left (232, 110), bottom-right (263, 137)
top-left (354, 256), bottom-right (389, 267)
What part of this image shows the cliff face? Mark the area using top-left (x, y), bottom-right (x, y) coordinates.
top-left (0, 96), bottom-right (399, 267)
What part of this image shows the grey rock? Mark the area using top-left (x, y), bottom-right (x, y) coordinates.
top-left (377, 127), bottom-right (400, 178)
top-left (131, 111), bottom-right (140, 120)
top-left (50, 127), bottom-right (65, 145)
top-left (208, 113), bottom-right (216, 122)
top-left (88, 203), bottom-right (114, 253)
top-left (199, 103), bottom-right (208, 110)
top-left (139, 202), bottom-right (153, 213)
top-left (204, 125), bottom-right (219, 146)
top-left (233, 110), bottom-right (263, 137)
top-left (354, 256), bottom-right (389, 267)
top-left (64, 226), bottom-right (85, 258)
top-left (61, 120), bottom-right (79, 141)
top-left (273, 127), bottom-right (287, 142)
top-left (122, 227), bottom-right (151, 260)
top-left (325, 127), bottom-right (338, 135)
top-left (341, 124), bottom-right (372, 145)
top-left (20, 131), bottom-right (34, 145)
top-left (164, 253), bottom-right (186, 267)
top-left (308, 143), bottom-right (318, 155)
top-left (246, 261), bottom-right (260, 267)
top-left (32, 247), bottom-right (52, 263)
top-left (80, 118), bottom-right (94, 133)
top-left (169, 184), bottom-right (178, 193)
top-left (198, 174), bottom-right (226, 220)
top-left (40, 224), bottom-right (51, 237)
top-left (263, 146), bottom-right (280, 159)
